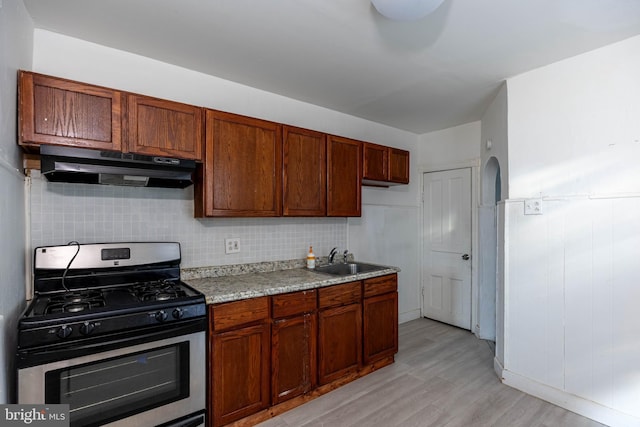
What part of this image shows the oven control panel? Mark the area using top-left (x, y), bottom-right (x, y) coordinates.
top-left (18, 302), bottom-right (206, 349)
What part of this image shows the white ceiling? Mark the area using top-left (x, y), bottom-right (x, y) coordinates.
top-left (22, 0), bottom-right (640, 134)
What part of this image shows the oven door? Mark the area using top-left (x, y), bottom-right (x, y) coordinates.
top-left (18, 330), bottom-right (205, 427)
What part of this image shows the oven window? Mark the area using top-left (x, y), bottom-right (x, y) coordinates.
top-left (45, 342), bottom-right (190, 427)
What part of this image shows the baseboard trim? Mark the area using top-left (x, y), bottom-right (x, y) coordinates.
top-left (493, 356), bottom-right (504, 380)
top-left (502, 368), bottom-right (640, 427)
top-left (399, 309), bottom-right (421, 324)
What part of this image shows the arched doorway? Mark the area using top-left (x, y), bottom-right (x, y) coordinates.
top-left (478, 157), bottom-right (501, 341)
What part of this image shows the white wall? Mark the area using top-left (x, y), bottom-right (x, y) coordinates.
top-left (30, 30), bottom-right (421, 318)
top-left (418, 121), bottom-right (481, 169)
top-left (29, 172), bottom-right (349, 268)
top-left (503, 34), bottom-right (640, 426)
top-left (349, 133), bottom-right (420, 322)
top-left (479, 84), bottom-right (508, 357)
top-left (0, 0), bottom-right (33, 404)
top-left (409, 122), bottom-right (481, 325)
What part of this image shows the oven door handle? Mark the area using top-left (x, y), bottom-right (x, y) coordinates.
top-left (18, 318), bottom-right (206, 368)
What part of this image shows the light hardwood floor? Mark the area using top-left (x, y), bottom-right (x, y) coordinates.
top-left (257, 317), bottom-right (606, 427)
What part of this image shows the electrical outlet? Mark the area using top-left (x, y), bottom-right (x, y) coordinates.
top-left (224, 238), bottom-right (240, 254)
top-left (524, 198), bottom-right (543, 215)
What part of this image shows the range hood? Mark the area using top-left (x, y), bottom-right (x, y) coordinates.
top-left (39, 145), bottom-right (196, 188)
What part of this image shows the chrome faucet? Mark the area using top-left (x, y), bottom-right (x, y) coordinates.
top-left (329, 247), bottom-right (338, 264)
top-left (343, 249), bottom-right (349, 263)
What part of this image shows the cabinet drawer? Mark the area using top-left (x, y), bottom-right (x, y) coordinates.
top-left (363, 274), bottom-right (397, 298)
top-left (318, 281), bottom-right (361, 309)
top-left (211, 297), bottom-right (270, 332)
top-left (272, 289), bottom-right (317, 319)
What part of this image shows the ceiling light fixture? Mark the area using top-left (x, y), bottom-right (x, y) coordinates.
top-left (371, 0), bottom-right (445, 21)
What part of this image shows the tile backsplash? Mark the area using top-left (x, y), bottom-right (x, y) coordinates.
top-left (29, 173), bottom-right (347, 268)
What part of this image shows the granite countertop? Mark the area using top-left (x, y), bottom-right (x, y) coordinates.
top-left (184, 262), bottom-right (399, 304)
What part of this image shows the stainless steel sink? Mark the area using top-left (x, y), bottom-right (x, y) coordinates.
top-left (313, 262), bottom-right (386, 276)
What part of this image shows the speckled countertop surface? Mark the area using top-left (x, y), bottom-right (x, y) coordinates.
top-left (184, 262), bottom-right (399, 304)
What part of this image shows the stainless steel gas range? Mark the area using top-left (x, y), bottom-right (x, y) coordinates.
top-left (17, 242), bottom-right (206, 427)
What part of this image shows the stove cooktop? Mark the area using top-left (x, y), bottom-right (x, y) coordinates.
top-left (19, 242), bottom-right (206, 350)
top-left (25, 279), bottom-right (201, 318)
top-left (18, 280), bottom-right (206, 350)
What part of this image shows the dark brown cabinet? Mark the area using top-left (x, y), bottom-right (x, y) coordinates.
top-left (196, 110), bottom-right (282, 217)
top-left (19, 71), bottom-right (205, 162)
top-left (125, 94), bottom-right (203, 160)
top-left (271, 290), bottom-right (317, 404)
top-left (327, 135), bottom-right (362, 217)
top-left (18, 71), bottom-right (122, 151)
top-left (207, 275), bottom-right (398, 425)
top-left (18, 71), bottom-right (406, 220)
top-left (363, 275), bottom-right (398, 365)
top-left (389, 148), bottom-right (410, 184)
top-left (209, 297), bottom-right (271, 427)
top-left (317, 281), bottom-right (362, 385)
top-left (362, 142), bottom-right (389, 182)
top-left (282, 126), bottom-right (326, 216)
top-left (362, 143), bottom-right (410, 186)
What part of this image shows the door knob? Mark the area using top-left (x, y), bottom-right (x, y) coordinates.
top-left (462, 254), bottom-right (470, 260)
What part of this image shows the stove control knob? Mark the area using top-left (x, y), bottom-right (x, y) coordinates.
top-left (57, 325), bottom-right (72, 339)
top-left (155, 310), bottom-right (168, 322)
top-left (172, 308), bottom-right (184, 319)
top-left (80, 322), bottom-right (96, 335)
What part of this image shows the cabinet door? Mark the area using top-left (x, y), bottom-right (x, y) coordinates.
top-left (389, 148), bottom-right (410, 184)
top-left (327, 135), bottom-right (362, 217)
top-left (363, 292), bottom-right (398, 365)
top-left (197, 110), bottom-right (282, 217)
top-left (318, 303), bottom-right (362, 385)
top-left (125, 94), bottom-right (203, 160)
top-left (362, 143), bottom-right (389, 181)
top-left (19, 71), bottom-right (122, 151)
top-left (283, 126), bottom-right (326, 216)
top-left (271, 313), bottom-right (317, 404)
top-left (211, 323), bottom-right (270, 426)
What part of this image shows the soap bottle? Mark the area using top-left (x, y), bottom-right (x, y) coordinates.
top-left (306, 246), bottom-right (316, 269)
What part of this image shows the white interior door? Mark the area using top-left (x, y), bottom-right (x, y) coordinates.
top-left (422, 168), bottom-right (472, 329)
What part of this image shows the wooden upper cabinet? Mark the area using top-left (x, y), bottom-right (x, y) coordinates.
top-left (196, 110), bottom-right (282, 217)
top-left (18, 71), bottom-right (122, 151)
top-left (327, 135), bottom-right (362, 217)
top-left (125, 94), bottom-right (203, 160)
top-left (283, 126), bottom-right (327, 216)
top-left (362, 143), bottom-right (410, 186)
top-left (362, 143), bottom-right (389, 182)
top-left (389, 148), bottom-right (410, 184)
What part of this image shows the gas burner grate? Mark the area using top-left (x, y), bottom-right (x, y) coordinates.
top-left (45, 290), bottom-right (106, 314)
top-left (132, 280), bottom-right (188, 302)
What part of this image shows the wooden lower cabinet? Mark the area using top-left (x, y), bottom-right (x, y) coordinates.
top-left (363, 275), bottom-right (399, 365)
top-left (209, 298), bottom-right (270, 427)
top-left (208, 276), bottom-right (397, 425)
top-left (272, 313), bottom-right (317, 404)
top-left (271, 289), bottom-right (317, 405)
top-left (317, 281), bottom-right (362, 385)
